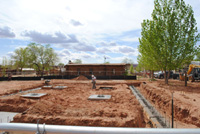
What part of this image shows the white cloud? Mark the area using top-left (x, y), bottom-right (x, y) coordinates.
top-left (70, 19), bottom-right (83, 26)
top-left (97, 47), bottom-right (112, 54)
top-left (7, 52), bottom-right (14, 57)
top-left (0, 0), bottom-right (155, 38)
top-left (107, 56), bottom-right (137, 64)
top-left (98, 41), bottom-right (117, 46)
top-left (58, 51), bottom-right (103, 64)
top-left (121, 37), bottom-right (139, 42)
top-left (105, 45), bottom-right (138, 55)
top-left (72, 43), bottom-right (96, 52)
top-left (1, 0), bottom-right (199, 38)
top-left (57, 49), bottom-right (71, 57)
top-left (22, 31), bottom-right (78, 44)
top-left (0, 0), bottom-right (199, 64)
top-left (0, 26), bottom-right (15, 38)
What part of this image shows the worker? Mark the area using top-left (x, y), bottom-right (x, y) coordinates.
top-left (8, 73), bottom-right (12, 81)
top-left (92, 75), bottom-right (96, 89)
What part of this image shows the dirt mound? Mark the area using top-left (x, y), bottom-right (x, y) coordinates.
top-left (25, 100), bottom-right (64, 116)
top-left (73, 75), bottom-right (88, 80)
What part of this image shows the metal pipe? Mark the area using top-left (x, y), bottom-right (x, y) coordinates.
top-left (0, 123), bottom-right (200, 134)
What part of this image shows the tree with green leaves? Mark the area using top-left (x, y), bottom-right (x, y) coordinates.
top-left (12, 47), bottom-right (28, 72)
top-left (58, 63), bottom-right (65, 67)
top-left (138, 0), bottom-right (200, 84)
top-left (1, 56), bottom-right (8, 77)
top-left (195, 49), bottom-right (200, 61)
top-left (129, 64), bottom-right (134, 74)
top-left (26, 43), bottom-right (58, 77)
top-left (58, 63), bottom-right (65, 75)
top-left (139, 19), bottom-right (162, 79)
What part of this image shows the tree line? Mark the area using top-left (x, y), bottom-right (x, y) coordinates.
top-left (138, 0), bottom-right (200, 84)
top-left (1, 43), bottom-right (58, 77)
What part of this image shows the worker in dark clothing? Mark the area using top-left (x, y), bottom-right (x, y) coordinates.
top-left (92, 75), bottom-right (96, 89)
top-left (8, 73), bottom-right (12, 81)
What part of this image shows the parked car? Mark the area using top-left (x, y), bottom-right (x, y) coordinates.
top-left (154, 71), bottom-right (173, 79)
top-left (154, 71), bottom-right (160, 78)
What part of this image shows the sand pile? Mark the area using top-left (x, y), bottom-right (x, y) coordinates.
top-left (73, 75), bottom-right (88, 80)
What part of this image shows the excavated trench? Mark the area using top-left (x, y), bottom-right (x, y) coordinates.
top-left (129, 85), bottom-right (169, 128)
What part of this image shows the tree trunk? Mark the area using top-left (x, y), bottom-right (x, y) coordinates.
top-left (151, 70), bottom-right (154, 79)
top-left (165, 70), bottom-right (168, 84)
top-left (41, 66), bottom-right (44, 77)
top-left (149, 70), bottom-right (151, 78)
top-left (185, 71), bottom-right (187, 87)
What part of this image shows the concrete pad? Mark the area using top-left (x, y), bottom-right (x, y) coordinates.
top-left (0, 112), bottom-right (19, 123)
top-left (88, 95), bottom-right (111, 100)
top-left (21, 93), bottom-right (47, 99)
top-left (53, 86), bottom-right (67, 89)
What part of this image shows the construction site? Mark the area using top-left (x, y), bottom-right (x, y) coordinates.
top-left (0, 67), bottom-right (200, 133)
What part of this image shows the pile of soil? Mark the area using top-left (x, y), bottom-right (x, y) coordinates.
top-left (138, 80), bottom-right (200, 128)
top-left (12, 83), bottom-right (147, 127)
top-left (73, 75), bottom-right (88, 80)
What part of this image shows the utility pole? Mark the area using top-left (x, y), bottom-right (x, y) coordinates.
top-left (104, 56), bottom-right (106, 63)
top-left (171, 92), bottom-right (174, 128)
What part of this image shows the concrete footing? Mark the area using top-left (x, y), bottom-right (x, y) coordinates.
top-left (88, 95), bottom-right (111, 100)
top-left (21, 93), bottom-right (47, 99)
top-left (129, 86), bottom-right (169, 128)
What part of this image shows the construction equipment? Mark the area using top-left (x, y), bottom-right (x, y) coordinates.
top-left (179, 62), bottom-right (200, 82)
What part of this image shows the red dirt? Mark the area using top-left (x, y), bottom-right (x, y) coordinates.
top-left (73, 75), bottom-right (88, 80)
top-left (0, 96), bottom-right (36, 112)
top-left (138, 79), bottom-right (200, 128)
top-left (0, 81), bottom-right (44, 96)
top-left (0, 80), bottom-right (146, 127)
top-left (1, 79), bottom-right (199, 128)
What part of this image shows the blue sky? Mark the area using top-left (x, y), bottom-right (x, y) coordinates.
top-left (0, 0), bottom-right (200, 64)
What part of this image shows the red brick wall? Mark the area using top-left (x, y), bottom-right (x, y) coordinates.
top-left (65, 65), bottom-right (125, 76)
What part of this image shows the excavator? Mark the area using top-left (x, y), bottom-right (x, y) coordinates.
top-left (179, 63), bottom-right (200, 82)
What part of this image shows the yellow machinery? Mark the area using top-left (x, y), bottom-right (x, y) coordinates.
top-left (179, 64), bottom-right (200, 82)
